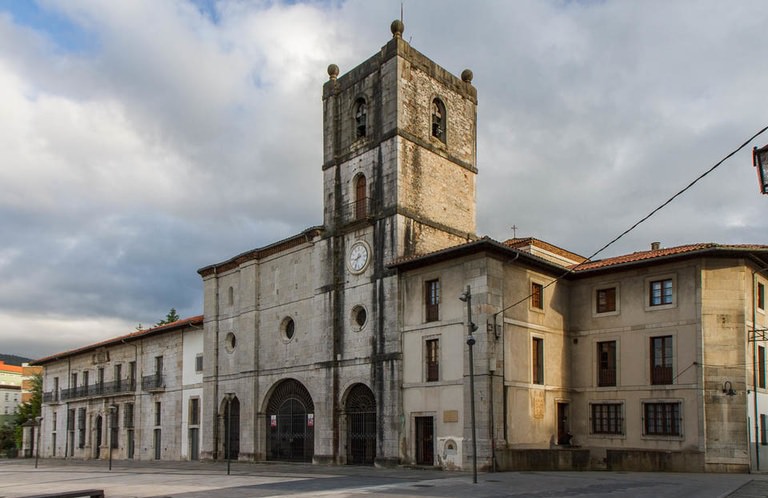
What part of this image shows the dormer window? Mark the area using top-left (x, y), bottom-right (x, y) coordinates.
top-left (355, 98), bottom-right (367, 138)
top-left (431, 98), bottom-right (446, 142)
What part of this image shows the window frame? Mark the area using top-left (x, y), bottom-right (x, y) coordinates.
top-left (530, 282), bottom-right (544, 311)
top-left (532, 337), bottom-right (544, 385)
top-left (594, 285), bottom-right (619, 316)
top-left (425, 279), bottom-right (440, 323)
top-left (590, 402), bottom-right (624, 436)
top-left (195, 354), bottom-right (204, 373)
top-left (642, 401), bottom-right (683, 437)
top-left (354, 97), bottom-right (367, 138)
top-left (760, 345), bottom-right (766, 389)
top-left (189, 397), bottom-right (201, 426)
top-left (759, 282), bottom-right (765, 312)
top-left (650, 335), bottom-right (674, 385)
top-left (597, 340), bottom-right (617, 387)
top-left (645, 274), bottom-right (677, 310)
top-left (425, 337), bottom-right (440, 382)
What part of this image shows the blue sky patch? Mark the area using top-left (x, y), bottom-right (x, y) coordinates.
top-left (0, 0), bottom-right (96, 53)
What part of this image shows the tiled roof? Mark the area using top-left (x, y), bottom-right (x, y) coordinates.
top-left (503, 237), bottom-right (587, 264)
top-left (0, 361), bottom-right (23, 374)
top-left (32, 315), bottom-right (204, 366)
top-left (571, 243), bottom-right (768, 272)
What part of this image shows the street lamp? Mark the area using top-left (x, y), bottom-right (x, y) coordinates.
top-left (108, 404), bottom-right (118, 471)
top-left (224, 393), bottom-right (234, 476)
top-left (753, 145), bottom-right (768, 195)
top-left (34, 416), bottom-right (42, 469)
top-left (459, 285), bottom-right (478, 484)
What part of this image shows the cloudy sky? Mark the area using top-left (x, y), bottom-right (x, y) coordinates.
top-left (1, 0), bottom-right (766, 358)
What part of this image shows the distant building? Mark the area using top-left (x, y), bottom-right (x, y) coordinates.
top-left (0, 361), bottom-right (23, 425)
top-left (34, 317), bottom-right (203, 460)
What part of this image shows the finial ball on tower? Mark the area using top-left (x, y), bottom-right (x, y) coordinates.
top-left (327, 64), bottom-right (339, 80)
top-left (461, 69), bottom-right (473, 83)
top-left (391, 19), bottom-right (404, 38)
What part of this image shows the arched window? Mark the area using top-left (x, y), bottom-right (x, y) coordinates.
top-left (355, 174), bottom-right (367, 220)
top-left (431, 98), bottom-right (446, 142)
top-left (355, 98), bottom-right (367, 138)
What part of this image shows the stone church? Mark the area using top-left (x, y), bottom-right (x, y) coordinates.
top-left (197, 19), bottom-right (478, 465)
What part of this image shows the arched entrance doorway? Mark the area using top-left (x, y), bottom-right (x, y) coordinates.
top-left (266, 379), bottom-right (314, 462)
top-left (222, 396), bottom-right (240, 460)
top-left (345, 384), bottom-right (376, 465)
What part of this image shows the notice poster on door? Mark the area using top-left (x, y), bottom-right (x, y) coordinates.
top-left (270, 415), bottom-right (277, 428)
top-left (307, 413), bottom-right (314, 427)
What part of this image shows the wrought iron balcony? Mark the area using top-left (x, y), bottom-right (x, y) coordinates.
top-left (342, 197), bottom-right (371, 225)
top-left (57, 379), bottom-right (138, 401)
top-left (141, 374), bottom-right (165, 392)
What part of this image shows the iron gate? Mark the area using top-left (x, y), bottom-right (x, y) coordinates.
top-left (267, 380), bottom-right (314, 462)
top-left (346, 384), bottom-right (376, 465)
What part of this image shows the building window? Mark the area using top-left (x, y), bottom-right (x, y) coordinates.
top-left (189, 398), bottom-right (200, 426)
top-left (114, 364), bottom-right (122, 391)
top-left (124, 403), bottom-right (135, 428)
top-left (97, 367), bottom-right (104, 394)
top-left (532, 337), bottom-right (544, 385)
top-left (649, 278), bottom-right (673, 306)
top-left (53, 377), bottom-right (59, 401)
top-left (531, 282), bottom-right (544, 310)
top-left (591, 403), bottom-right (623, 435)
top-left (281, 317), bottom-right (295, 341)
top-left (760, 346), bottom-right (766, 389)
top-left (597, 341), bottom-right (617, 387)
top-left (155, 402), bottom-right (162, 427)
top-left (596, 287), bottom-right (617, 313)
top-left (425, 279), bottom-right (440, 322)
top-left (355, 98), bottom-right (367, 138)
top-left (155, 356), bottom-right (163, 376)
top-left (644, 402), bottom-right (681, 436)
top-left (760, 283), bottom-right (765, 311)
top-left (77, 407), bottom-right (86, 448)
top-left (431, 98), bottom-right (446, 142)
top-left (425, 338), bottom-right (439, 382)
top-left (650, 336), bottom-right (673, 385)
top-left (762, 414), bottom-right (768, 445)
top-left (110, 405), bottom-right (119, 449)
top-left (228, 286), bottom-right (234, 306)
top-left (195, 354), bottom-right (204, 373)
top-left (355, 174), bottom-right (367, 220)
top-left (129, 361), bottom-right (137, 390)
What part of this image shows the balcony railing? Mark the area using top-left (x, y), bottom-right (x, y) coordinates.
top-left (342, 197), bottom-right (371, 225)
top-left (57, 379), bottom-right (137, 401)
top-left (598, 368), bottom-right (616, 387)
top-left (141, 374), bottom-right (165, 392)
top-left (651, 366), bottom-right (673, 385)
top-left (42, 391), bottom-right (60, 403)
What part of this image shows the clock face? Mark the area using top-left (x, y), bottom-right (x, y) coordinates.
top-left (349, 242), bottom-right (370, 273)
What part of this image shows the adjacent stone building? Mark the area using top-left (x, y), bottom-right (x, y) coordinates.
top-left (34, 317), bottom-right (203, 460)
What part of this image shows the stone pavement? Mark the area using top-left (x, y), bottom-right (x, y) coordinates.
top-left (0, 459), bottom-right (767, 498)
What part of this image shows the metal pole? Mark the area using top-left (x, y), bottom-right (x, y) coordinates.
top-left (461, 285), bottom-right (478, 484)
top-left (753, 271), bottom-right (760, 471)
top-left (108, 405), bottom-right (116, 471)
top-left (34, 416), bottom-right (42, 469)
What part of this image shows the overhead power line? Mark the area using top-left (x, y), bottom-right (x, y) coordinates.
top-left (495, 124), bottom-right (768, 319)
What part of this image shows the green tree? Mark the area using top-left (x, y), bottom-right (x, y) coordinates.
top-left (155, 308), bottom-right (180, 327)
top-left (13, 373), bottom-right (41, 448)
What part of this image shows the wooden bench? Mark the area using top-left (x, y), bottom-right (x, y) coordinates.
top-left (20, 490), bottom-right (104, 498)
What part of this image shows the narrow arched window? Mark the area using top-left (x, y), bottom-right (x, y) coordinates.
top-left (431, 98), bottom-right (446, 142)
top-left (355, 98), bottom-right (367, 138)
top-left (355, 174), bottom-right (367, 220)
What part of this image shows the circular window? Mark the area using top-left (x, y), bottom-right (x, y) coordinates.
top-left (224, 332), bottom-right (237, 353)
top-left (351, 305), bottom-right (367, 331)
top-left (281, 317), bottom-right (295, 342)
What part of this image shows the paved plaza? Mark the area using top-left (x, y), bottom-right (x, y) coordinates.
top-left (1, 459), bottom-right (768, 498)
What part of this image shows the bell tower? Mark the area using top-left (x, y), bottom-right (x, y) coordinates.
top-left (316, 20), bottom-right (477, 465)
top-left (321, 19), bottom-right (477, 260)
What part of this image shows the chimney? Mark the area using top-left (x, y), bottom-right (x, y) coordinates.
top-left (651, 241), bottom-right (661, 251)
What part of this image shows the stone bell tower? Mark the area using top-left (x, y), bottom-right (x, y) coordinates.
top-left (315, 20), bottom-right (478, 465)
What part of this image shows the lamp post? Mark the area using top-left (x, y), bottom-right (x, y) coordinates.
top-left (224, 393), bottom-right (234, 475)
top-left (34, 416), bottom-right (42, 469)
top-left (108, 405), bottom-right (117, 471)
top-left (459, 285), bottom-right (478, 484)
top-left (752, 145), bottom-right (768, 195)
